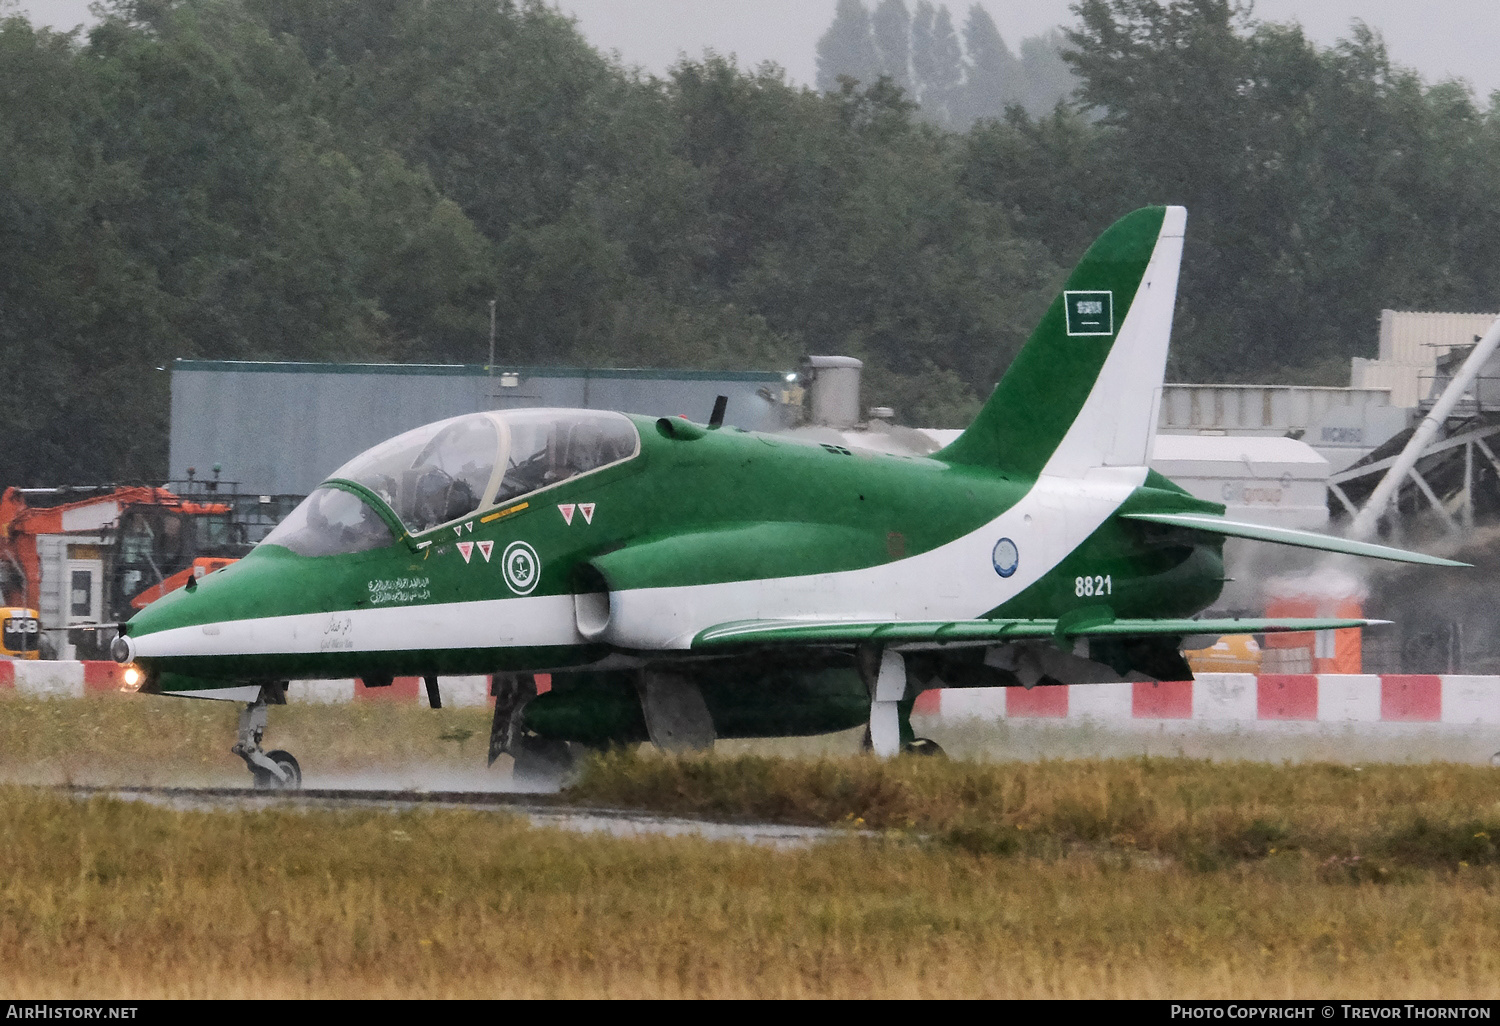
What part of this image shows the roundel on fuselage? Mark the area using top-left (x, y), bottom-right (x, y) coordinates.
top-left (992, 538), bottom-right (1019, 578)
top-left (502, 541), bottom-right (540, 595)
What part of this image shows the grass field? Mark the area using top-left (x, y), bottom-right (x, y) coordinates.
top-left (2, 695), bottom-right (1499, 997)
top-left (0, 694), bottom-right (492, 786)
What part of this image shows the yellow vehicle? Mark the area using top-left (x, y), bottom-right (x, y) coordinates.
top-left (2, 607), bottom-right (41, 660)
top-left (1184, 633), bottom-right (1262, 674)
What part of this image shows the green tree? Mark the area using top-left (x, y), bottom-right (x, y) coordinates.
top-left (816, 0), bottom-right (880, 92)
top-left (0, 16), bottom-right (170, 485)
top-left (1064, 0), bottom-right (1500, 380)
top-left (910, 2), bottom-right (964, 127)
top-left (958, 4), bottom-right (1022, 124)
top-left (20, 0), bottom-right (1500, 490)
top-left (1017, 29), bottom-right (1078, 115)
top-left (870, 0), bottom-right (912, 93)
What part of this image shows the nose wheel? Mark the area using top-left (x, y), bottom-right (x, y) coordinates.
top-left (233, 685), bottom-right (302, 790)
top-left (253, 750), bottom-right (303, 790)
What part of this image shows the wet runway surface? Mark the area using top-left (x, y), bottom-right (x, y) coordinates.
top-left (57, 784), bottom-right (856, 850)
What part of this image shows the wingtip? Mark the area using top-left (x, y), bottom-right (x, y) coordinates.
top-left (1414, 555), bottom-right (1471, 568)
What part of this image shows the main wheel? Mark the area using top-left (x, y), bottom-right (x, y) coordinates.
top-left (903, 738), bottom-right (947, 758)
top-left (511, 737), bottom-right (579, 789)
top-left (253, 749), bottom-right (303, 790)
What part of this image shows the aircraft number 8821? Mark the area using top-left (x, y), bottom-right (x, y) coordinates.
top-left (1075, 575), bottom-right (1112, 597)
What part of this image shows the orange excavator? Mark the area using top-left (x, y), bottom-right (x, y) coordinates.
top-left (0, 479), bottom-right (296, 659)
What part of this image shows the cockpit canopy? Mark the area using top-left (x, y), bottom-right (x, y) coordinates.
top-left (261, 410), bottom-right (639, 556)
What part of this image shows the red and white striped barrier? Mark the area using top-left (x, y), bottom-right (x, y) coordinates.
top-left (913, 674), bottom-right (1500, 726)
top-left (4, 664), bottom-right (1497, 728)
top-left (286, 676), bottom-right (502, 707)
top-left (0, 660), bottom-right (133, 698)
top-left (0, 662), bottom-right (546, 707)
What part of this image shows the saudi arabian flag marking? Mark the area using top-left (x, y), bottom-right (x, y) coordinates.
top-left (1065, 290), bottom-right (1114, 336)
top-left (503, 542), bottom-right (540, 595)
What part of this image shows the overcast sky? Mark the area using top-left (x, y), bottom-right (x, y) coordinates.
top-left (17, 0), bottom-right (1500, 98)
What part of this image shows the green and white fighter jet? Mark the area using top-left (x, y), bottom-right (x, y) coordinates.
top-left (112, 206), bottom-right (1461, 787)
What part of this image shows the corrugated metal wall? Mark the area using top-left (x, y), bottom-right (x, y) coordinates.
top-left (170, 361), bottom-right (787, 495)
top-left (1353, 310), bottom-right (1500, 408)
top-left (1156, 384), bottom-right (1392, 434)
top-left (1378, 309), bottom-right (1498, 363)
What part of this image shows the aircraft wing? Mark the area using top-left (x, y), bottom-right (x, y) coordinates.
top-left (1120, 512), bottom-right (1468, 567)
top-left (691, 616), bottom-right (1377, 650)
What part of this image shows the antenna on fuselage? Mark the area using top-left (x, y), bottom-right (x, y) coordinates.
top-left (708, 395), bottom-right (728, 429)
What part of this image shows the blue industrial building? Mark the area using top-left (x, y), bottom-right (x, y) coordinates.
top-left (168, 359), bottom-right (791, 496)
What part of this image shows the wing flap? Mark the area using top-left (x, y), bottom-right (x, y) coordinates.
top-left (1121, 512), bottom-right (1468, 567)
top-left (692, 616), bottom-right (1376, 649)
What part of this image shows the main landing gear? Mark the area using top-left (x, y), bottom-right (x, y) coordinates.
top-left (233, 683), bottom-right (302, 790)
top-left (857, 647), bottom-right (945, 759)
top-left (488, 673), bottom-right (581, 787)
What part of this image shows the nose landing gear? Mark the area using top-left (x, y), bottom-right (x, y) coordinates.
top-left (233, 684), bottom-right (302, 790)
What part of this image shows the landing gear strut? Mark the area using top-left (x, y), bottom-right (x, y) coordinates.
top-left (233, 683), bottom-right (302, 790)
top-left (487, 673), bottom-right (537, 767)
top-left (857, 647), bottom-right (945, 758)
top-left (488, 673), bottom-right (577, 786)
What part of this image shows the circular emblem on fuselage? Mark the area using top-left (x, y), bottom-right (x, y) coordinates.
top-left (992, 538), bottom-right (1019, 578)
top-left (502, 541), bottom-right (540, 595)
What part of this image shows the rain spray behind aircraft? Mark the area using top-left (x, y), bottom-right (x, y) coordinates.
top-left (112, 207), bottom-right (1462, 787)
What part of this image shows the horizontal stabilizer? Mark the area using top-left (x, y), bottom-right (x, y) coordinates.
top-left (1120, 512), bottom-right (1469, 567)
top-left (693, 616), bottom-right (1378, 650)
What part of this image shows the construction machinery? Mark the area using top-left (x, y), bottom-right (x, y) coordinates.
top-left (0, 476), bottom-right (300, 659)
top-left (1, 606), bottom-right (41, 660)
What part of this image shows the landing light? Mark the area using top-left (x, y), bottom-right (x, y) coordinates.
top-left (121, 665), bottom-right (144, 693)
top-left (110, 633), bottom-right (135, 664)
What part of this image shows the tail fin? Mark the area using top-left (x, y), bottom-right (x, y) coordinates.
top-left (938, 206), bottom-right (1186, 479)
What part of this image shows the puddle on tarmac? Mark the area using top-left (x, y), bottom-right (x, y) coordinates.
top-left (60, 784), bottom-right (855, 850)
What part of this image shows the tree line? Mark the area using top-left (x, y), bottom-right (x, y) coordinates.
top-left (816, 0), bottom-right (1076, 127)
top-left (3, 0), bottom-right (1500, 487)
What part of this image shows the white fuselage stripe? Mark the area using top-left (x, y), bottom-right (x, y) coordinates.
top-left (131, 594), bottom-right (582, 660)
top-left (604, 467), bottom-right (1146, 649)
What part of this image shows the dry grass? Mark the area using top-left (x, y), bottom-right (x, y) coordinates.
top-left (571, 751), bottom-right (1500, 876)
top-left (2, 787), bottom-right (1500, 999)
top-left (3, 695), bottom-right (1500, 997)
top-left (0, 694), bottom-right (491, 785)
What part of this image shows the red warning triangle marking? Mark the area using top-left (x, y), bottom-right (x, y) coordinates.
top-left (477, 540), bottom-right (494, 562)
top-left (453, 525), bottom-right (463, 537)
top-left (466, 521), bottom-right (474, 533)
top-left (457, 541), bottom-right (474, 563)
top-left (558, 504), bottom-right (576, 525)
top-left (579, 503), bottom-right (596, 524)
